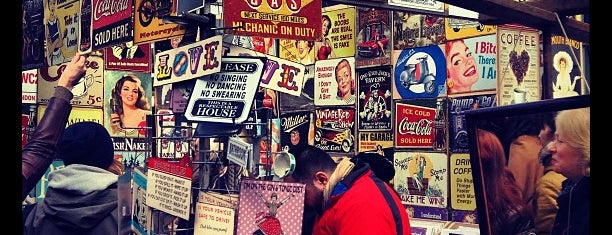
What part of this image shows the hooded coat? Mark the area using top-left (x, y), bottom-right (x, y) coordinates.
top-left (23, 164), bottom-right (119, 235)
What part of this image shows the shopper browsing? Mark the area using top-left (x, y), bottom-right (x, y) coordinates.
top-left (24, 122), bottom-right (122, 235)
top-left (285, 146), bottom-right (411, 235)
top-left (22, 54), bottom-right (87, 201)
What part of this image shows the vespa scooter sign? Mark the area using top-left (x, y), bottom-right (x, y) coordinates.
top-left (184, 57), bottom-right (265, 123)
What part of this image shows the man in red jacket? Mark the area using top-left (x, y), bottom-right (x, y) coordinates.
top-left (285, 146), bottom-right (411, 235)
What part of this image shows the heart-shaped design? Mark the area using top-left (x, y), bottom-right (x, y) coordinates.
top-left (509, 50), bottom-right (530, 85)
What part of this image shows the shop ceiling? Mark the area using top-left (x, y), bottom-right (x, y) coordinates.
top-left (323, 0), bottom-right (590, 43)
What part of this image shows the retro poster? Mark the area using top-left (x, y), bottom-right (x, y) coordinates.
top-left (279, 39), bottom-right (315, 65)
top-left (394, 99), bottom-right (436, 149)
top-left (392, 45), bottom-right (447, 99)
top-left (388, 0), bottom-right (444, 12)
top-left (314, 57), bottom-right (356, 106)
top-left (104, 70), bottom-right (153, 138)
top-left (548, 34), bottom-right (583, 99)
top-left (357, 66), bottom-right (392, 131)
top-left (357, 131), bottom-right (393, 154)
top-left (43, 0), bottom-right (79, 66)
top-left (133, 0), bottom-right (189, 44)
top-left (155, 109), bottom-right (191, 160)
top-left (117, 151), bottom-right (148, 169)
top-left (22, 0), bottom-right (46, 70)
top-left (314, 107), bottom-right (356, 153)
top-left (22, 69), bottom-right (38, 104)
top-left (497, 24), bottom-right (541, 105)
top-left (104, 43), bottom-right (152, 73)
top-left (432, 98), bottom-right (448, 152)
top-left (171, 80), bottom-right (195, 113)
top-left (222, 43), bottom-right (306, 97)
top-left (147, 158), bottom-right (193, 220)
top-left (222, 35), bottom-right (278, 56)
top-left (90, 0), bottom-right (132, 51)
top-left (132, 167), bottom-right (152, 235)
top-left (392, 12), bottom-right (446, 50)
top-left (280, 111), bottom-right (312, 154)
top-left (450, 153), bottom-right (476, 211)
top-left (37, 105), bottom-right (104, 127)
top-left (316, 6), bottom-right (356, 60)
top-left (22, 104), bottom-right (38, 149)
top-left (279, 65), bottom-right (315, 111)
top-left (153, 35), bottom-right (223, 87)
top-left (355, 8), bottom-right (391, 68)
top-left (194, 202), bottom-right (235, 234)
top-left (77, 0), bottom-right (92, 54)
top-left (393, 151), bottom-right (448, 208)
top-left (448, 92), bottom-right (496, 153)
top-left (405, 205), bottom-right (449, 221)
top-left (445, 34), bottom-right (497, 95)
top-left (452, 210), bottom-right (479, 224)
top-left (37, 52), bottom-right (104, 107)
top-left (236, 179), bottom-right (305, 235)
top-left (184, 57), bottom-right (265, 123)
top-left (444, 18), bottom-right (496, 41)
top-left (223, 0), bottom-right (321, 41)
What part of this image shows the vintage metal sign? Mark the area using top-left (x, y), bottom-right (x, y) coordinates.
top-left (184, 57), bottom-right (265, 123)
top-left (154, 35), bottom-right (223, 87)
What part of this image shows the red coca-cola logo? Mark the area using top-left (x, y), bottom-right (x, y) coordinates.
top-left (94, 0), bottom-right (129, 21)
top-left (397, 117), bottom-right (433, 135)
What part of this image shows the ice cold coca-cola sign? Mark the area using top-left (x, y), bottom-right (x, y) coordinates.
top-left (395, 102), bottom-right (436, 148)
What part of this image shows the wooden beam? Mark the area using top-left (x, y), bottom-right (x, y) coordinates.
top-left (522, 0), bottom-right (589, 16)
top-left (441, 0), bottom-right (589, 42)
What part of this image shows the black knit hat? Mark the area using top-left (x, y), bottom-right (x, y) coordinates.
top-left (354, 152), bottom-right (395, 182)
top-left (58, 121), bottom-right (114, 170)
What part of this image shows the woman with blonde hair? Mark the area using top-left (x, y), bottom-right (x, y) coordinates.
top-left (549, 107), bottom-right (589, 235)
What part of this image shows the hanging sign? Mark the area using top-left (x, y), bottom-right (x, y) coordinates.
top-left (153, 35), bottom-right (223, 87)
top-left (184, 57), bottom-right (265, 123)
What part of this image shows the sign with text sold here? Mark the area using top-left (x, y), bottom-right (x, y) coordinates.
top-left (184, 57), bottom-right (266, 124)
top-left (223, 0), bottom-right (321, 41)
top-left (153, 35), bottom-right (223, 87)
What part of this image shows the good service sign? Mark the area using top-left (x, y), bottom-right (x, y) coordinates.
top-left (185, 57), bottom-right (265, 123)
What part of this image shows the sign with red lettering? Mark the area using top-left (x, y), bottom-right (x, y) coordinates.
top-left (22, 69), bottom-right (38, 104)
top-left (223, 0), bottom-right (321, 41)
top-left (153, 35), bottom-right (223, 87)
top-left (147, 157), bottom-right (193, 220)
top-left (184, 57), bottom-right (265, 123)
top-left (91, 0), bottom-right (133, 51)
top-left (394, 100), bottom-right (436, 148)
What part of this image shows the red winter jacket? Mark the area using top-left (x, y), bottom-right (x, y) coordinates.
top-left (313, 161), bottom-right (411, 235)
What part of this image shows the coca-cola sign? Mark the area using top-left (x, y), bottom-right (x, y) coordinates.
top-left (395, 102), bottom-right (436, 148)
top-left (94, 0), bottom-right (130, 21)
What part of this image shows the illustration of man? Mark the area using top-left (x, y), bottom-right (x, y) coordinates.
top-left (362, 83), bottom-right (387, 121)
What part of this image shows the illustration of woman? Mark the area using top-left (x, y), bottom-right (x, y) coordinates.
top-left (315, 15), bottom-right (336, 60)
top-left (552, 51), bottom-right (580, 98)
top-left (446, 39), bottom-right (479, 94)
top-left (110, 74), bottom-right (151, 134)
top-left (295, 40), bottom-right (314, 64)
top-left (371, 27), bottom-right (385, 57)
top-left (45, 0), bottom-right (65, 66)
top-left (334, 59), bottom-right (355, 104)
